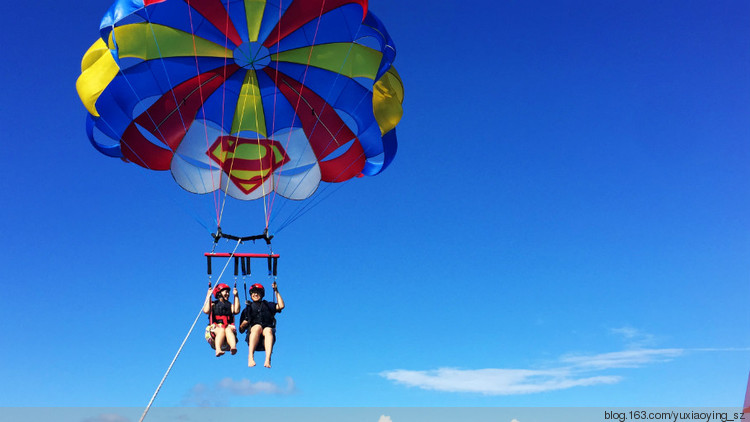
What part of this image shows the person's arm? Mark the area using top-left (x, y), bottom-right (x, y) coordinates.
top-left (202, 287), bottom-right (213, 314)
top-left (273, 281), bottom-right (284, 311)
top-left (232, 286), bottom-right (240, 314)
top-left (238, 308), bottom-right (249, 333)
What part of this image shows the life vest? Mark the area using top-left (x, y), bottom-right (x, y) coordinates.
top-left (247, 300), bottom-right (277, 328)
top-left (210, 300), bottom-right (234, 326)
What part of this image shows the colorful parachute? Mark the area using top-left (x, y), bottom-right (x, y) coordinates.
top-left (76, 0), bottom-right (403, 202)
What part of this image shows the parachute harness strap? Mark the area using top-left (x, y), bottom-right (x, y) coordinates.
top-left (138, 239), bottom-right (242, 422)
top-left (241, 254), bottom-right (251, 303)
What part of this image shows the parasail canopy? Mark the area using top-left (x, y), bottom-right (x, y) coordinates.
top-left (77, 0), bottom-right (403, 215)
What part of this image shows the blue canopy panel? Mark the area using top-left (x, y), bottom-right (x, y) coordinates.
top-left (270, 3), bottom-right (366, 52)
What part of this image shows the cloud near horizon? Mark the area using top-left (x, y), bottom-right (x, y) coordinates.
top-left (182, 377), bottom-right (295, 406)
top-left (217, 377), bottom-right (296, 395)
top-left (82, 414), bottom-right (131, 422)
top-left (380, 348), bottom-right (685, 395)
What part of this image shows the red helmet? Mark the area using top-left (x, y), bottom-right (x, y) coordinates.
top-left (249, 283), bottom-right (265, 298)
top-left (213, 283), bottom-right (231, 298)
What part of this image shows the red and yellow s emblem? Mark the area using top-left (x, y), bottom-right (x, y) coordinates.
top-left (207, 136), bottom-right (290, 194)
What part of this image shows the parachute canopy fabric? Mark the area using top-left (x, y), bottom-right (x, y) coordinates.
top-left (77, 0), bottom-right (403, 202)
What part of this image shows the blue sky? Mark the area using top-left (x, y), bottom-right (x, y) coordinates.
top-left (0, 0), bottom-right (749, 412)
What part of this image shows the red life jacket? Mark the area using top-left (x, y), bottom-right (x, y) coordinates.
top-left (210, 300), bottom-right (234, 326)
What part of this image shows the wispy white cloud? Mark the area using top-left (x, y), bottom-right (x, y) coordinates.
top-left (182, 383), bottom-right (227, 407)
top-left (380, 347), bottom-right (698, 395)
top-left (381, 367), bottom-right (619, 395)
top-left (217, 377), bottom-right (295, 395)
top-left (378, 415), bottom-right (393, 422)
top-left (380, 318), bottom-right (750, 398)
top-left (560, 348), bottom-right (683, 370)
top-left (610, 326), bottom-right (656, 348)
top-left (693, 347), bottom-right (750, 352)
top-left (181, 377), bottom-right (296, 406)
top-left (610, 326), bottom-right (641, 339)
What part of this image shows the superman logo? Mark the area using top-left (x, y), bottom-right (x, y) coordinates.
top-left (207, 136), bottom-right (290, 194)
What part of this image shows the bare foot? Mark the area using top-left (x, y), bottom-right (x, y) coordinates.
top-left (216, 350), bottom-right (225, 357)
top-left (264, 360), bottom-right (271, 368)
top-left (248, 359), bottom-right (256, 367)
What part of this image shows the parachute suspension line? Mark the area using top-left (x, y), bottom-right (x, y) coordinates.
top-left (95, 113), bottom-right (154, 173)
top-left (276, 18), bottom-right (378, 218)
top-left (266, 79), bottom-right (325, 209)
top-left (266, 0), bottom-right (329, 227)
top-left (206, 0), bottom-right (235, 227)
top-left (142, 8), bottom-right (190, 139)
top-left (137, 239), bottom-right (241, 422)
top-left (272, 77), bottom-right (373, 230)
top-left (219, 0), bottom-right (231, 142)
top-left (269, 3), bottom-right (382, 231)
top-left (109, 5), bottom-right (218, 231)
top-left (185, 0), bottom-right (222, 227)
top-left (267, 74), bottom-right (371, 232)
top-left (214, 54), bottom-right (270, 232)
top-left (277, 73), bottom-right (376, 221)
top-left (235, 0), bottom-right (271, 230)
top-left (213, 0), bottom-right (271, 232)
top-left (265, 0), bottom-right (285, 227)
top-left (273, 148), bottom-right (365, 231)
top-left (97, 59), bottom-right (216, 237)
top-left (214, 0), bottom-right (233, 230)
top-left (272, 1), bottom-right (328, 175)
top-left (105, 23), bottom-right (171, 175)
top-left (268, 79), bottom-right (342, 212)
top-left (274, 168), bottom-right (348, 232)
top-left (271, 85), bottom-right (378, 229)
top-left (249, 56), bottom-right (271, 231)
top-left (97, 68), bottom-right (152, 171)
top-left (108, 5), bottom-right (200, 198)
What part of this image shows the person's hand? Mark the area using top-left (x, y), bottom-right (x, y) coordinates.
top-left (233, 287), bottom-right (239, 296)
top-left (272, 281), bottom-right (278, 291)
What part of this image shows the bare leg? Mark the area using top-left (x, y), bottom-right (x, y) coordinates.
top-left (263, 327), bottom-right (274, 368)
top-left (214, 327), bottom-right (226, 357)
top-left (247, 325), bottom-right (262, 367)
top-left (226, 327), bottom-right (238, 355)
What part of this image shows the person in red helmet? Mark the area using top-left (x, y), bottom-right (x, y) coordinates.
top-left (202, 283), bottom-right (240, 357)
top-left (239, 281), bottom-right (284, 368)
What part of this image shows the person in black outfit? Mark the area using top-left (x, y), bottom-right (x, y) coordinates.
top-left (202, 283), bottom-right (240, 357)
top-left (239, 282), bottom-right (284, 368)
